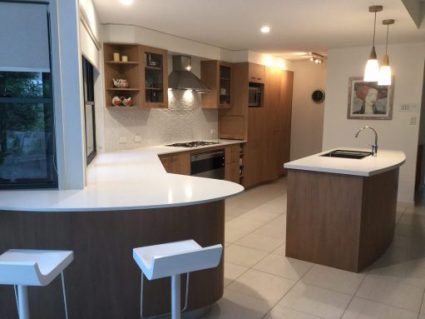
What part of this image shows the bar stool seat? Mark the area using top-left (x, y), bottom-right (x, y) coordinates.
top-left (0, 249), bottom-right (74, 319)
top-left (133, 240), bottom-right (222, 319)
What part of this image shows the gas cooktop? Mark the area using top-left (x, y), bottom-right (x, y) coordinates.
top-left (166, 141), bottom-right (220, 148)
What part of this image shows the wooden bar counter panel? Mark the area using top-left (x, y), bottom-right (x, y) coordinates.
top-left (286, 169), bottom-right (399, 272)
top-left (0, 201), bottom-right (225, 319)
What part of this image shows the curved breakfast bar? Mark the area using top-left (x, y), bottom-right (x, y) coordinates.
top-left (284, 148), bottom-right (406, 272)
top-left (0, 150), bottom-right (244, 319)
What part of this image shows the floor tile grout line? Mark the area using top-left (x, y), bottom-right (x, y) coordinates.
top-left (259, 261), bottom-right (316, 319)
top-left (345, 273), bottom-right (425, 314)
top-left (223, 193), bottom-right (286, 290)
top-left (338, 273), bottom-right (369, 318)
top-left (227, 212), bottom-right (286, 245)
top-left (417, 289), bottom-right (425, 319)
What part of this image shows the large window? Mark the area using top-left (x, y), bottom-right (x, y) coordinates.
top-left (0, 2), bottom-right (57, 189)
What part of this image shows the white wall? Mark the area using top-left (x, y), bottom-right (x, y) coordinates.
top-left (323, 42), bottom-right (425, 204)
top-left (290, 60), bottom-right (326, 160)
top-left (102, 24), bottom-right (292, 69)
top-left (50, 0), bottom-right (85, 189)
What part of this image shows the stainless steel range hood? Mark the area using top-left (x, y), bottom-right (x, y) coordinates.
top-left (168, 55), bottom-right (210, 92)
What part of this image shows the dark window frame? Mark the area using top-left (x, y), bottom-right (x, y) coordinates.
top-left (0, 3), bottom-right (57, 190)
top-left (82, 57), bottom-right (96, 164)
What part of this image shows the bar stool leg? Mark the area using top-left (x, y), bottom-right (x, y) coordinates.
top-left (17, 285), bottom-right (30, 319)
top-left (171, 274), bottom-right (181, 319)
top-left (61, 272), bottom-right (69, 319)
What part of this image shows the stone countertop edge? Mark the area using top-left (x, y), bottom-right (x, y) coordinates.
top-left (284, 148), bottom-right (406, 177)
top-left (0, 140), bottom-right (245, 212)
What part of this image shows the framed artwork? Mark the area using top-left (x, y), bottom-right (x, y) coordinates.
top-left (347, 77), bottom-right (394, 120)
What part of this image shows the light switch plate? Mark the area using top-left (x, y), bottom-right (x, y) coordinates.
top-left (399, 104), bottom-right (417, 112)
top-left (119, 136), bottom-right (128, 144)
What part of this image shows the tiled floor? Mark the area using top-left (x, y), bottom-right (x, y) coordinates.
top-left (202, 178), bottom-right (425, 319)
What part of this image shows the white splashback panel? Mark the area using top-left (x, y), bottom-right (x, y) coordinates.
top-left (103, 91), bottom-right (218, 152)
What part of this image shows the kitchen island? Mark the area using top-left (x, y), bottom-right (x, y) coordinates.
top-left (284, 148), bottom-right (405, 272)
top-left (0, 147), bottom-right (244, 319)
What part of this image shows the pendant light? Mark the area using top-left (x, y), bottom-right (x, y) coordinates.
top-left (364, 5), bottom-right (383, 82)
top-left (378, 19), bottom-right (395, 86)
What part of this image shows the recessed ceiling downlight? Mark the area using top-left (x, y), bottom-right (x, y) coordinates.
top-left (119, 0), bottom-right (133, 5)
top-left (260, 25), bottom-right (271, 34)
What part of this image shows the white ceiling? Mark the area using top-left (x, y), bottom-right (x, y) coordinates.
top-left (93, 0), bottom-right (425, 56)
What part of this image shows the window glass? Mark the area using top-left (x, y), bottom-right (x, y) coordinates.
top-left (0, 72), bottom-right (57, 188)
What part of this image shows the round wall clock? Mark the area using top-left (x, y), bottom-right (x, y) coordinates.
top-left (311, 90), bottom-right (325, 103)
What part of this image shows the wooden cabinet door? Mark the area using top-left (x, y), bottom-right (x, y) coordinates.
top-left (159, 155), bottom-right (173, 172)
top-left (159, 153), bottom-right (190, 175)
top-left (173, 152), bottom-right (191, 175)
top-left (264, 67), bottom-right (282, 181)
top-left (225, 145), bottom-right (241, 183)
top-left (279, 71), bottom-right (294, 175)
top-left (140, 45), bottom-right (168, 108)
top-left (248, 63), bottom-right (265, 83)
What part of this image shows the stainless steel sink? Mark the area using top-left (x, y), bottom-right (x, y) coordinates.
top-left (321, 150), bottom-right (373, 159)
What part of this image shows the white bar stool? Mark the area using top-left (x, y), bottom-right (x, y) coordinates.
top-left (133, 240), bottom-right (222, 319)
top-left (0, 249), bottom-right (74, 319)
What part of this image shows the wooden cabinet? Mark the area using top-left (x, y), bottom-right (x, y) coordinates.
top-left (248, 63), bottom-right (265, 83)
top-left (159, 144), bottom-right (243, 184)
top-left (201, 60), bottom-right (232, 109)
top-left (218, 63), bottom-right (249, 139)
top-left (103, 43), bottom-right (168, 108)
top-left (225, 144), bottom-right (242, 183)
top-left (141, 45), bottom-right (168, 108)
top-left (159, 153), bottom-right (190, 175)
top-left (217, 62), bottom-right (293, 188)
top-left (104, 43), bottom-right (141, 107)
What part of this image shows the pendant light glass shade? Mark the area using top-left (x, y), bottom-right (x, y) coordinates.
top-left (378, 54), bottom-right (391, 85)
top-left (364, 47), bottom-right (380, 82)
top-left (378, 19), bottom-right (395, 86)
top-left (363, 5), bottom-right (383, 82)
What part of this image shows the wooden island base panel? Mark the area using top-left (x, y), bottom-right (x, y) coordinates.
top-left (286, 169), bottom-right (399, 272)
top-left (0, 201), bottom-right (224, 319)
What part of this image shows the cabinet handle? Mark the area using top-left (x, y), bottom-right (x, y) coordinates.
top-left (257, 77), bottom-right (262, 81)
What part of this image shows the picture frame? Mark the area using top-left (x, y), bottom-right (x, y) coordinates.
top-left (347, 77), bottom-right (394, 120)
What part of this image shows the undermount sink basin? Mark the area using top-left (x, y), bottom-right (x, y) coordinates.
top-left (321, 150), bottom-right (372, 159)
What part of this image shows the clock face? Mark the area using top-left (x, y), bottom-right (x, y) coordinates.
top-left (312, 90), bottom-right (325, 103)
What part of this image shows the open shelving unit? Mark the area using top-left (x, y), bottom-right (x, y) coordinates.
top-left (103, 43), bottom-right (168, 108)
top-left (104, 43), bottom-right (141, 107)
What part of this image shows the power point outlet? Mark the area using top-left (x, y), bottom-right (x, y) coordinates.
top-left (134, 135), bottom-right (142, 143)
top-left (409, 116), bottom-right (417, 125)
top-left (119, 136), bottom-right (128, 144)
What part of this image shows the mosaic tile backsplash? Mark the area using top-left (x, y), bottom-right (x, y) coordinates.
top-left (103, 90), bottom-right (219, 152)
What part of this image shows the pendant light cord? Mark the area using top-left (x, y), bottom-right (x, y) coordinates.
top-left (385, 24), bottom-right (389, 55)
top-left (372, 11), bottom-right (377, 47)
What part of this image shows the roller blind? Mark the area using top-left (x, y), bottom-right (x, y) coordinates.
top-left (0, 2), bottom-right (50, 72)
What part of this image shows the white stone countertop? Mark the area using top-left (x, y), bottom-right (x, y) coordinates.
top-left (284, 148), bottom-right (406, 177)
top-left (0, 140), bottom-right (245, 212)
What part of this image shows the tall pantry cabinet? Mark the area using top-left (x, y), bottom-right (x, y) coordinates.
top-left (217, 63), bottom-right (293, 188)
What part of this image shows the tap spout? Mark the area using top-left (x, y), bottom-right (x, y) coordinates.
top-left (355, 125), bottom-right (378, 156)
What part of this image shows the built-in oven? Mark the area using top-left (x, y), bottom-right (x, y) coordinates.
top-left (191, 149), bottom-right (225, 179)
top-left (248, 83), bottom-right (264, 107)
